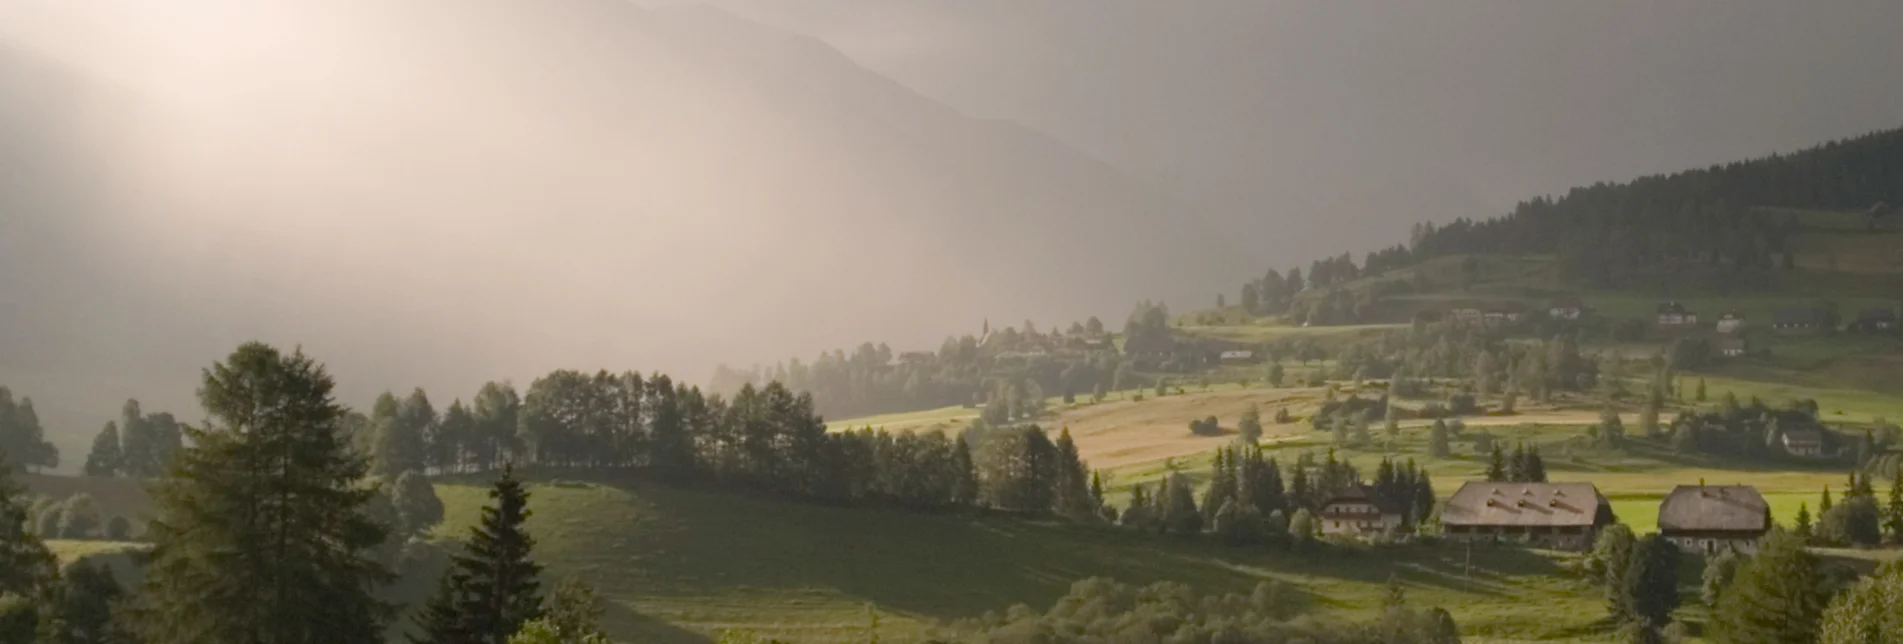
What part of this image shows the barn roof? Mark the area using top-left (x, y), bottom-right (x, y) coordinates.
top-left (1440, 482), bottom-right (1607, 528)
top-left (1658, 485), bottom-right (1768, 534)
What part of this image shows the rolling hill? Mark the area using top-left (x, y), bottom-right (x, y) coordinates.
top-left (431, 478), bottom-right (1612, 643)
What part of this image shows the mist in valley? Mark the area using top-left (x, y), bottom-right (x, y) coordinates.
top-left (4, 0), bottom-right (1903, 467)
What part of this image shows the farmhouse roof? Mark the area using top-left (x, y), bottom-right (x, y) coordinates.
top-left (1859, 308), bottom-right (1898, 322)
top-left (1551, 296), bottom-right (1585, 309)
top-left (1440, 482), bottom-right (1607, 528)
top-left (1657, 301), bottom-right (1690, 315)
top-left (1716, 337), bottom-right (1747, 352)
top-left (1321, 484), bottom-right (1404, 515)
top-left (1658, 485), bottom-right (1769, 534)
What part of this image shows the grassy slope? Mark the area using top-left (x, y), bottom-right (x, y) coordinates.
top-left (434, 480), bottom-right (1612, 643)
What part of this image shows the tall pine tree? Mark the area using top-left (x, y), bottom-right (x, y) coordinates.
top-left (445, 465), bottom-right (543, 644)
top-left (130, 343), bottom-right (394, 644)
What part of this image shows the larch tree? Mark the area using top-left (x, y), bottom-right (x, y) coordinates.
top-left (373, 391), bottom-right (429, 477)
top-left (1711, 528), bottom-right (1831, 644)
top-left (1701, 550), bottom-right (1742, 608)
top-left (130, 342), bottom-right (394, 644)
top-left (1818, 561), bottom-right (1903, 644)
top-left (390, 470), bottom-right (445, 539)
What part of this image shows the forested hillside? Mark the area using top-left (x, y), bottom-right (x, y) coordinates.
top-left (1407, 127), bottom-right (1903, 289)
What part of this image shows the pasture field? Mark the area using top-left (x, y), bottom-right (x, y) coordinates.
top-left (834, 385), bottom-right (1336, 469)
top-left (433, 479), bottom-right (1622, 643)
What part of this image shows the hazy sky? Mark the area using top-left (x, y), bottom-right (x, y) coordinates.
top-left (647, 0), bottom-right (1903, 249)
top-left (4, 0), bottom-right (1903, 467)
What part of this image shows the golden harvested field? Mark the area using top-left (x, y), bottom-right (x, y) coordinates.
top-left (1048, 387), bottom-right (1320, 468)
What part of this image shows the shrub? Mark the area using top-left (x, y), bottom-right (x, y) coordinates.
top-left (105, 516), bottom-right (133, 541)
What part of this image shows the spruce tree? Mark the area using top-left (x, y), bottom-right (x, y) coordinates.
top-left (1161, 473), bottom-right (1201, 536)
top-left (130, 343), bottom-right (394, 644)
top-left (42, 561), bottom-right (129, 644)
top-left (1695, 378), bottom-right (1707, 402)
top-left (950, 437), bottom-right (978, 507)
top-left (1089, 471), bottom-right (1107, 518)
top-left (1507, 443), bottom-right (1527, 482)
top-left (1051, 429), bottom-right (1094, 519)
top-left (410, 573), bottom-right (471, 644)
top-left (1711, 529), bottom-right (1831, 644)
top-left (1886, 472), bottom-right (1903, 545)
top-left (1486, 445), bottom-right (1506, 482)
top-left (1619, 534), bottom-right (1680, 630)
top-left (1524, 445), bottom-right (1547, 483)
top-left (1428, 420), bottom-right (1451, 459)
top-left (1795, 503), bottom-right (1814, 540)
top-left (1411, 471), bottom-right (1436, 526)
top-left (81, 423), bottom-right (122, 478)
top-left (450, 465), bottom-right (544, 644)
top-left (1853, 470), bottom-right (1875, 498)
top-left (1200, 450), bottom-right (1236, 524)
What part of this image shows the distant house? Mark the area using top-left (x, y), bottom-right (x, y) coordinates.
top-left (1780, 427), bottom-right (1826, 458)
top-left (1715, 312), bottom-right (1746, 335)
top-left (1449, 307), bottom-right (1485, 322)
top-left (1658, 485), bottom-right (1771, 555)
top-left (1851, 307), bottom-right (1898, 334)
top-left (1483, 303), bottom-right (1527, 324)
top-left (1656, 302), bottom-right (1698, 328)
top-left (1549, 297), bottom-right (1587, 320)
top-left (1219, 350), bottom-right (1258, 364)
top-left (1772, 307), bottom-right (1832, 336)
top-left (1319, 485), bottom-right (1406, 538)
top-left (1716, 336), bottom-right (1748, 358)
top-left (1439, 482), bottom-right (1613, 550)
top-left (994, 348), bottom-right (1049, 361)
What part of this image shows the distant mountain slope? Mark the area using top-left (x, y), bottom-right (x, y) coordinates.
top-left (0, 0), bottom-right (1235, 466)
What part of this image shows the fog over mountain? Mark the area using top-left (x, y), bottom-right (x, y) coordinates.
top-left (6, 0), bottom-right (1903, 468)
top-left (645, 0), bottom-right (1903, 252)
top-left (0, 0), bottom-right (1232, 463)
